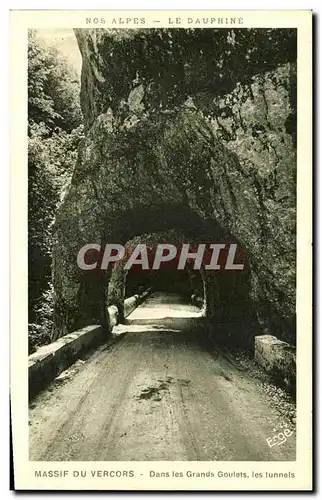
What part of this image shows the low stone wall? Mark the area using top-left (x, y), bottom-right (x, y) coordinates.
top-left (29, 290), bottom-right (152, 399)
top-left (254, 335), bottom-right (296, 395)
top-left (124, 288), bottom-right (152, 317)
top-left (108, 304), bottom-right (119, 327)
top-left (124, 295), bottom-right (140, 318)
top-left (29, 325), bottom-right (104, 400)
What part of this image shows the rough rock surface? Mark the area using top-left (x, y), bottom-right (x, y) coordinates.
top-left (52, 28), bottom-right (296, 344)
top-left (254, 335), bottom-right (296, 395)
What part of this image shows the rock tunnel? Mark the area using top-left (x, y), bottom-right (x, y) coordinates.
top-left (52, 28), bottom-right (297, 347)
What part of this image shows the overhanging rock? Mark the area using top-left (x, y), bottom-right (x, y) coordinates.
top-left (52, 29), bottom-right (296, 344)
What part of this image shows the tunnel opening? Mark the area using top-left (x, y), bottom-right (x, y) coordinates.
top-left (125, 266), bottom-right (199, 303)
top-left (100, 213), bottom-right (258, 351)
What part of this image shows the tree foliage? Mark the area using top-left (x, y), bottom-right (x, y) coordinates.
top-left (28, 31), bottom-right (84, 353)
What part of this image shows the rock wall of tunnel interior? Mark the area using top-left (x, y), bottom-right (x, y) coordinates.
top-left (52, 28), bottom-right (296, 344)
top-left (108, 230), bottom-right (208, 322)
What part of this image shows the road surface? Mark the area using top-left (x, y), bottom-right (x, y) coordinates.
top-left (29, 292), bottom-right (296, 461)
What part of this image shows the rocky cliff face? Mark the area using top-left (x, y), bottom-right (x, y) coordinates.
top-left (210, 63), bottom-right (296, 340)
top-left (52, 28), bottom-right (296, 344)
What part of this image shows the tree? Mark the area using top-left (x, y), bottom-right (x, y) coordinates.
top-left (28, 30), bottom-right (84, 353)
top-left (28, 30), bottom-right (82, 134)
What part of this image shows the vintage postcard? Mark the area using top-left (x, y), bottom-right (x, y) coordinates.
top-left (10, 10), bottom-right (312, 491)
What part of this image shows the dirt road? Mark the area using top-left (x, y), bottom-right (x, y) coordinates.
top-left (29, 292), bottom-right (296, 461)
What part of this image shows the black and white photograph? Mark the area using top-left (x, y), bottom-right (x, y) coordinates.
top-left (9, 10), bottom-right (312, 491)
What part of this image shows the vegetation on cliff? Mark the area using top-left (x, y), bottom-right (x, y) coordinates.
top-left (28, 31), bottom-right (83, 353)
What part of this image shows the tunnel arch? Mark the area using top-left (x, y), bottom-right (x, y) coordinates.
top-left (53, 195), bottom-right (255, 346)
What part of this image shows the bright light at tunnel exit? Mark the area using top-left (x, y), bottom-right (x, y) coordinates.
top-left (77, 243), bottom-right (245, 271)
